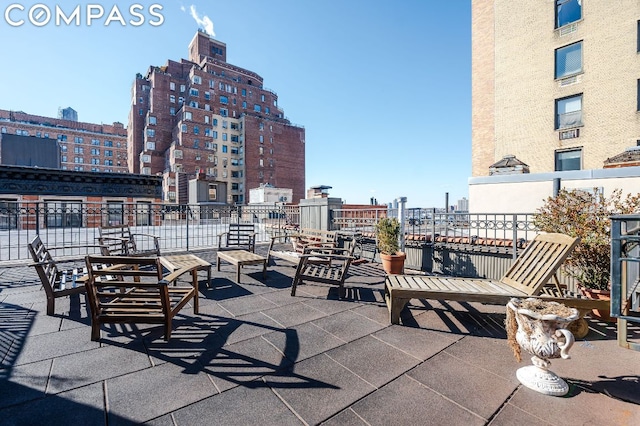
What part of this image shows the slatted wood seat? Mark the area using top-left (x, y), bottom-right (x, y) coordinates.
top-left (267, 228), bottom-right (339, 265)
top-left (217, 223), bottom-right (256, 253)
top-left (291, 253), bottom-right (354, 299)
top-left (385, 233), bottom-right (588, 325)
top-left (84, 255), bottom-right (199, 341)
top-left (98, 225), bottom-right (160, 257)
top-left (28, 235), bottom-right (104, 316)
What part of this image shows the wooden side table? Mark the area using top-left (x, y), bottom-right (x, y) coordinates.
top-left (159, 253), bottom-right (212, 289)
top-left (216, 250), bottom-right (267, 284)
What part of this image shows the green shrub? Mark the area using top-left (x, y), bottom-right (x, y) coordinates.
top-left (376, 217), bottom-right (401, 255)
top-left (533, 188), bottom-right (640, 290)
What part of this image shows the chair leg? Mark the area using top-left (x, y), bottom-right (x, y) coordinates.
top-left (164, 318), bottom-right (172, 341)
top-left (91, 322), bottom-right (101, 341)
top-left (46, 297), bottom-right (55, 316)
top-left (291, 276), bottom-right (300, 296)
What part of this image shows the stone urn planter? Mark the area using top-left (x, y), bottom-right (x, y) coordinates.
top-left (506, 298), bottom-right (579, 396)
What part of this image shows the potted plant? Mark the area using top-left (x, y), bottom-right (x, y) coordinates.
top-left (533, 188), bottom-right (640, 320)
top-left (376, 216), bottom-right (406, 274)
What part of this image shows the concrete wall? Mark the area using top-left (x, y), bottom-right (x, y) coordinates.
top-left (469, 167), bottom-right (640, 213)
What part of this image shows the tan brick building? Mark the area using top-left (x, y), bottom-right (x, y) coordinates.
top-left (129, 30), bottom-right (306, 205)
top-left (472, 0), bottom-right (640, 176)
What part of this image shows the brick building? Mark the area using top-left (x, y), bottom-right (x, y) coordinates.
top-left (129, 30), bottom-right (306, 205)
top-left (471, 0), bottom-right (640, 176)
top-left (0, 109), bottom-right (128, 173)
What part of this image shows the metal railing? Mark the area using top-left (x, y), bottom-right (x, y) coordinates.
top-left (333, 207), bottom-right (535, 241)
top-left (0, 202), bottom-right (300, 263)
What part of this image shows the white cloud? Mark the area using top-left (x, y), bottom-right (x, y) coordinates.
top-left (189, 5), bottom-right (215, 37)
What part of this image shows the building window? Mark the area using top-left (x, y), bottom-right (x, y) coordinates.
top-left (91, 148), bottom-right (100, 155)
top-left (105, 150), bottom-right (113, 157)
top-left (254, 104), bottom-right (261, 112)
top-left (74, 136), bottom-right (83, 143)
top-left (184, 111), bottom-right (192, 121)
top-left (58, 134), bottom-right (67, 141)
top-left (193, 75), bottom-right (202, 85)
top-left (222, 133), bottom-right (228, 141)
top-left (555, 41), bottom-right (582, 79)
top-left (555, 0), bottom-right (581, 29)
top-left (170, 107), bottom-right (176, 116)
top-left (104, 140), bottom-right (113, 147)
top-left (148, 116), bottom-right (157, 125)
top-left (170, 82), bottom-right (176, 91)
top-left (146, 129), bottom-right (155, 137)
top-left (194, 126), bottom-right (199, 135)
top-left (170, 94), bottom-right (176, 103)
top-left (146, 141), bottom-right (156, 150)
top-left (220, 108), bottom-right (228, 117)
top-left (220, 96), bottom-right (228, 104)
top-left (555, 148), bottom-right (582, 171)
top-left (222, 145), bottom-right (228, 153)
top-left (213, 131), bottom-right (218, 139)
top-left (174, 150), bottom-right (183, 159)
top-left (182, 124), bottom-right (188, 133)
top-left (555, 94), bottom-right (582, 129)
top-left (204, 91), bottom-right (211, 100)
top-left (74, 147), bottom-right (83, 154)
top-left (180, 84), bottom-right (186, 92)
top-left (638, 79), bottom-right (640, 111)
top-left (141, 154), bottom-right (151, 163)
top-left (190, 88), bottom-right (199, 97)
top-left (242, 101), bottom-right (247, 109)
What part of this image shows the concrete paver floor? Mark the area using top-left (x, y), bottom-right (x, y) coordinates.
top-left (1, 246), bottom-right (639, 425)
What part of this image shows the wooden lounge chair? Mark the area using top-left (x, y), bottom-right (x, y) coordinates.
top-left (267, 228), bottom-right (339, 265)
top-left (84, 255), bottom-right (199, 341)
top-left (28, 235), bottom-right (103, 316)
top-left (291, 252), bottom-right (355, 299)
top-left (384, 232), bottom-right (608, 334)
top-left (98, 224), bottom-right (160, 257)
top-left (217, 223), bottom-right (257, 253)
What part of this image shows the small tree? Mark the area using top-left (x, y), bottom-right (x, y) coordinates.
top-left (533, 188), bottom-right (640, 290)
top-left (376, 217), bottom-right (401, 255)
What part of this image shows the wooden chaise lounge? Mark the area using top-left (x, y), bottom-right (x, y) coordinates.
top-left (385, 232), bottom-right (609, 337)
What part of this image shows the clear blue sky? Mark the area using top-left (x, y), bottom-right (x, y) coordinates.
top-left (0, 0), bottom-right (471, 208)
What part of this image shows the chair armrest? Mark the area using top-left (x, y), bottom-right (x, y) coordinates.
top-left (163, 265), bottom-right (198, 284)
top-left (131, 233), bottom-right (160, 240)
top-left (47, 244), bottom-right (108, 251)
top-left (304, 246), bottom-right (351, 255)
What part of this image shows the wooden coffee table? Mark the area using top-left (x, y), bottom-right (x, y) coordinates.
top-left (159, 253), bottom-right (212, 288)
top-left (216, 250), bottom-right (267, 283)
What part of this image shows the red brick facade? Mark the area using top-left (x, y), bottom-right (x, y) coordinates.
top-left (0, 109), bottom-right (128, 173)
top-left (129, 30), bottom-right (306, 204)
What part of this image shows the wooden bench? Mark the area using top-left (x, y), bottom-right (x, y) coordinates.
top-left (98, 225), bottom-right (160, 257)
top-left (217, 223), bottom-right (256, 253)
top-left (267, 228), bottom-right (338, 265)
top-left (84, 255), bottom-right (199, 341)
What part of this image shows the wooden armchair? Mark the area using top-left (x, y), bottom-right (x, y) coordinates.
top-left (217, 223), bottom-right (256, 252)
top-left (84, 255), bottom-right (199, 341)
top-left (28, 235), bottom-right (103, 316)
top-left (98, 224), bottom-right (160, 257)
top-left (291, 252), bottom-right (355, 299)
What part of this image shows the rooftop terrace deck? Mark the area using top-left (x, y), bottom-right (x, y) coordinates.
top-left (1, 244), bottom-right (639, 425)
